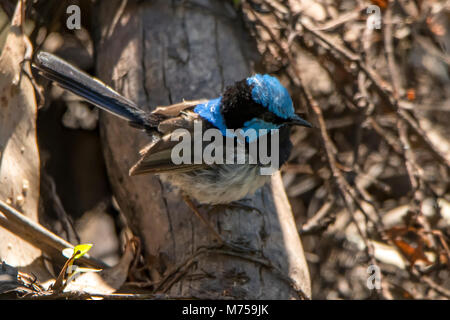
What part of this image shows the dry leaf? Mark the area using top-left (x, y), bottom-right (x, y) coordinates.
top-left (386, 226), bottom-right (433, 266)
top-left (0, 1), bottom-right (47, 278)
top-left (370, 0), bottom-right (388, 9)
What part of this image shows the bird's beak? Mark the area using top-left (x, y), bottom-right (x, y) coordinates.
top-left (286, 113), bottom-right (312, 128)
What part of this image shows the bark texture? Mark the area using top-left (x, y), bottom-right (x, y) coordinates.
top-left (95, 0), bottom-right (311, 299)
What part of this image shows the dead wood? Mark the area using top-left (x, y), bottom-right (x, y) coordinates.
top-left (95, 0), bottom-right (311, 299)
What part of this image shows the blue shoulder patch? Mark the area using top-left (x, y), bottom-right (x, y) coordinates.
top-left (193, 97), bottom-right (228, 136)
top-left (246, 74), bottom-right (295, 119)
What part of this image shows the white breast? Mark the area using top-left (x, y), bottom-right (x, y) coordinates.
top-left (159, 163), bottom-right (271, 204)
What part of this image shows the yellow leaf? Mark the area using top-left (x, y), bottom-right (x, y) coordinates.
top-left (73, 243), bottom-right (93, 260)
top-left (62, 243), bottom-right (93, 260)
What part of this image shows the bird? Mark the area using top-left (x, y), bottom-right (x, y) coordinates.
top-left (33, 51), bottom-right (311, 239)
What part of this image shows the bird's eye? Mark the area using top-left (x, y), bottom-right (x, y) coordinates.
top-left (261, 112), bottom-right (284, 124)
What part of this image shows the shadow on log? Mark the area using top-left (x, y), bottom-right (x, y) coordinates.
top-left (95, 0), bottom-right (311, 299)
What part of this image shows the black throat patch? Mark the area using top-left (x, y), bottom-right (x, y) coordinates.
top-left (219, 79), bottom-right (293, 167)
top-left (220, 79), bottom-right (264, 129)
top-left (220, 79), bottom-right (287, 129)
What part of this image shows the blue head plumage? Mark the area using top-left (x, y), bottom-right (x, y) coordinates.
top-left (194, 74), bottom-right (309, 142)
top-left (246, 74), bottom-right (295, 119)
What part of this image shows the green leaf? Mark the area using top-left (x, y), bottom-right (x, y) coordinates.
top-left (54, 244), bottom-right (94, 292)
top-left (62, 243), bottom-right (93, 260)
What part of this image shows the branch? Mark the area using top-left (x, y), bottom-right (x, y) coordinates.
top-left (0, 199), bottom-right (107, 269)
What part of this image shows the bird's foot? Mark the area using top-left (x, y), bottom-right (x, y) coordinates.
top-left (182, 195), bottom-right (256, 254)
top-left (202, 199), bottom-right (262, 216)
top-left (182, 194), bottom-right (223, 242)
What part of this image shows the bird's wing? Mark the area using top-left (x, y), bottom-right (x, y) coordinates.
top-left (129, 109), bottom-right (211, 175)
top-left (152, 99), bottom-right (208, 118)
top-left (33, 51), bottom-right (216, 175)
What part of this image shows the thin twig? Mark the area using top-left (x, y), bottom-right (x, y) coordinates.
top-left (0, 199), bottom-right (107, 269)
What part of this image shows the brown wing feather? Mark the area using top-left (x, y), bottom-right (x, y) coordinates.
top-left (152, 99), bottom-right (208, 117)
top-left (129, 102), bottom-right (209, 176)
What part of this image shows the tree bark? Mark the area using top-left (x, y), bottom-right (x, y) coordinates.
top-left (95, 0), bottom-right (311, 299)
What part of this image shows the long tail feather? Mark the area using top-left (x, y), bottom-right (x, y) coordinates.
top-left (33, 51), bottom-right (148, 127)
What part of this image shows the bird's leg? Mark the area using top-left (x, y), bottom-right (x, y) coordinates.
top-left (203, 199), bottom-right (262, 216)
top-left (182, 194), bottom-right (224, 244)
top-left (182, 195), bottom-right (256, 253)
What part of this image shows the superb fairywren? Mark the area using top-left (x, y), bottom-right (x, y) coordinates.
top-left (34, 52), bottom-right (311, 206)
